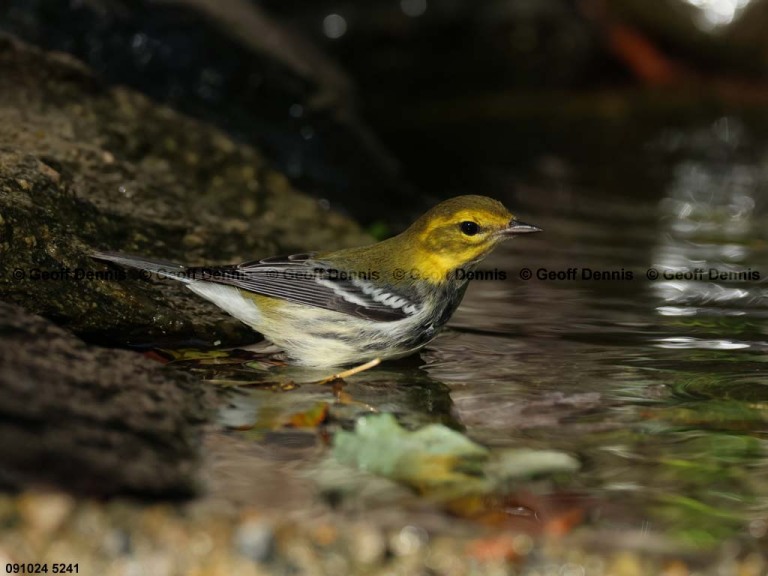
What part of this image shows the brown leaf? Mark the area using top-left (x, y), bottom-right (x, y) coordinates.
top-left (285, 402), bottom-right (330, 429)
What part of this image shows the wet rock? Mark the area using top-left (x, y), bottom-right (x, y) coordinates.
top-left (0, 36), bottom-right (369, 345)
top-left (0, 301), bottom-right (216, 497)
top-left (0, 0), bottom-right (410, 222)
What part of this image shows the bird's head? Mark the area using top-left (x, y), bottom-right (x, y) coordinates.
top-left (405, 195), bottom-right (541, 281)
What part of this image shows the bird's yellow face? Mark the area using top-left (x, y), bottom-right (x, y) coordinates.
top-left (408, 195), bottom-right (541, 282)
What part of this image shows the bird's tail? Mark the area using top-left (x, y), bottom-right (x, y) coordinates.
top-left (92, 251), bottom-right (193, 284)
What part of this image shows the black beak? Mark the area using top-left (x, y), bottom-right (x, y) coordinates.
top-left (503, 219), bottom-right (542, 236)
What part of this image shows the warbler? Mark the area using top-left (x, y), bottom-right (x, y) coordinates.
top-left (93, 195), bottom-right (540, 367)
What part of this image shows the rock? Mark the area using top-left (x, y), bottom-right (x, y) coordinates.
top-left (0, 301), bottom-right (216, 497)
top-left (0, 0), bottom-right (410, 222)
top-left (0, 36), bottom-right (369, 345)
top-left (234, 517), bottom-right (275, 563)
top-left (17, 491), bottom-right (75, 539)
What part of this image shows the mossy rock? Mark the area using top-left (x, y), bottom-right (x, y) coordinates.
top-left (0, 37), bottom-right (370, 346)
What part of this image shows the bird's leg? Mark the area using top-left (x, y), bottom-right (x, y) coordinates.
top-left (316, 357), bottom-right (381, 385)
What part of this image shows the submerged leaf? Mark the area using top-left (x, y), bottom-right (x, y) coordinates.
top-left (333, 414), bottom-right (579, 499)
top-left (488, 449), bottom-right (580, 484)
top-left (334, 413), bottom-right (489, 496)
top-left (285, 402), bottom-right (330, 428)
top-left (159, 348), bottom-right (235, 362)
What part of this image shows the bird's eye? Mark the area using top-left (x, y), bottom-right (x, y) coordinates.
top-left (460, 221), bottom-right (479, 236)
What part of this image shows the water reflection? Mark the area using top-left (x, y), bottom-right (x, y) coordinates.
top-left (652, 117), bottom-right (768, 325)
top-left (655, 336), bottom-right (751, 350)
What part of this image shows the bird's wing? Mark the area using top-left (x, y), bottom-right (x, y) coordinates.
top-left (187, 253), bottom-right (420, 322)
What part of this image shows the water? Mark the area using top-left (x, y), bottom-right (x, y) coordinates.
top-left (422, 114), bottom-right (768, 551)
top-left (172, 114), bottom-right (768, 560)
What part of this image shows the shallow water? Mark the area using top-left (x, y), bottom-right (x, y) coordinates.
top-left (175, 113), bottom-right (768, 559)
top-left (428, 115), bottom-right (768, 547)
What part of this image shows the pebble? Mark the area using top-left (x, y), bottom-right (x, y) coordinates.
top-left (234, 519), bottom-right (274, 563)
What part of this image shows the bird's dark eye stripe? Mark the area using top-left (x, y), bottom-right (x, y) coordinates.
top-left (460, 221), bottom-right (480, 236)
